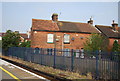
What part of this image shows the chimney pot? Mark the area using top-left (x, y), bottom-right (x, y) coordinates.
top-left (113, 20), bottom-right (115, 24)
top-left (88, 17), bottom-right (93, 25)
top-left (111, 20), bottom-right (118, 31)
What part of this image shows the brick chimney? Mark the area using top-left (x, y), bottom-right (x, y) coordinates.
top-left (112, 20), bottom-right (118, 32)
top-left (88, 18), bottom-right (93, 25)
top-left (52, 13), bottom-right (58, 22)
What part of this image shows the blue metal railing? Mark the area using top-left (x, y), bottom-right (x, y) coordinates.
top-left (3, 47), bottom-right (120, 80)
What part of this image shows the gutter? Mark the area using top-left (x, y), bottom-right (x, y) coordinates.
top-left (32, 29), bottom-right (99, 34)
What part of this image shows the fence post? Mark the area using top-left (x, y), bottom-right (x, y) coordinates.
top-left (53, 48), bottom-right (56, 68)
top-left (7, 47), bottom-right (10, 56)
top-left (23, 48), bottom-right (26, 61)
top-left (10, 47), bottom-right (13, 57)
top-left (10, 47), bottom-right (12, 56)
top-left (11, 47), bottom-right (13, 57)
top-left (31, 48), bottom-right (34, 62)
top-left (95, 50), bottom-right (99, 79)
top-left (118, 53), bottom-right (120, 80)
top-left (24, 48), bottom-right (26, 61)
top-left (40, 48), bottom-right (43, 65)
top-left (71, 49), bottom-right (74, 71)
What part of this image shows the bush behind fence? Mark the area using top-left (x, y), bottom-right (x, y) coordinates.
top-left (3, 47), bottom-right (120, 80)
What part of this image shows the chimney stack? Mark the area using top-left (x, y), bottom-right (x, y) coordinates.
top-left (112, 20), bottom-right (118, 31)
top-left (88, 17), bottom-right (93, 25)
top-left (52, 13), bottom-right (58, 22)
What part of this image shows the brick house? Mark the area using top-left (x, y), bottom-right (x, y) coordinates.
top-left (0, 33), bottom-right (5, 40)
top-left (95, 20), bottom-right (120, 51)
top-left (0, 31), bottom-right (30, 42)
top-left (31, 13), bottom-right (99, 50)
top-left (20, 33), bottom-right (30, 42)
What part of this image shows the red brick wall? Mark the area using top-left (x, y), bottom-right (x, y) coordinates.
top-left (31, 31), bottom-right (91, 49)
top-left (118, 39), bottom-right (120, 44)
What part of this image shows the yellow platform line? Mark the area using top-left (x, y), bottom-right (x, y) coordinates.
top-left (0, 66), bottom-right (21, 81)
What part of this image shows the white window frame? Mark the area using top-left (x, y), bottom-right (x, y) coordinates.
top-left (64, 34), bottom-right (70, 44)
top-left (47, 34), bottom-right (54, 43)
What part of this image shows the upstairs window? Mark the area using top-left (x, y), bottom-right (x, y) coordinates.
top-left (47, 34), bottom-right (54, 43)
top-left (64, 34), bottom-right (70, 44)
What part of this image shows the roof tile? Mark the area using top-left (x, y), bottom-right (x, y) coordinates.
top-left (32, 19), bottom-right (99, 33)
top-left (32, 19), bottom-right (59, 31)
top-left (95, 25), bottom-right (120, 38)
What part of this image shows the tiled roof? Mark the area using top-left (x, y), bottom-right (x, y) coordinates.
top-left (0, 33), bottom-right (6, 37)
top-left (95, 25), bottom-right (120, 38)
top-left (57, 21), bottom-right (99, 33)
top-left (32, 19), bottom-right (99, 33)
top-left (0, 32), bottom-right (29, 39)
top-left (32, 19), bottom-right (59, 31)
top-left (20, 33), bottom-right (28, 39)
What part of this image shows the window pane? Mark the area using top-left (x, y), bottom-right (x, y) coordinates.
top-left (47, 34), bottom-right (54, 43)
top-left (64, 34), bottom-right (70, 43)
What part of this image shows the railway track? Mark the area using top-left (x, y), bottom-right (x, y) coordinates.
top-left (1, 57), bottom-right (72, 81)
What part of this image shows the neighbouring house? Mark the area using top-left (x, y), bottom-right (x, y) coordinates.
top-left (20, 33), bottom-right (30, 42)
top-left (95, 20), bottom-right (120, 51)
top-left (31, 13), bottom-right (100, 50)
top-left (0, 31), bottom-right (30, 42)
top-left (0, 33), bottom-right (6, 40)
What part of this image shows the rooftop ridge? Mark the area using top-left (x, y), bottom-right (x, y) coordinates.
top-left (32, 18), bottom-right (89, 24)
top-left (95, 25), bottom-right (112, 28)
top-left (32, 19), bottom-right (52, 21)
top-left (58, 21), bottom-right (86, 24)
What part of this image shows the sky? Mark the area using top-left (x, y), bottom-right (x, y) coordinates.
top-left (118, 1), bottom-right (120, 27)
top-left (0, 1), bottom-right (119, 33)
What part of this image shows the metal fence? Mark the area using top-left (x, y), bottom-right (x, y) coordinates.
top-left (4, 47), bottom-right (120, 80)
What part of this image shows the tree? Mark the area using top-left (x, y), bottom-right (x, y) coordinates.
top-left (84, 33), bottom-right (108, 51)
top-left (112, 40), bottom-right (120, 52)
top-left (19, 40), bottom-right (31, 47)
top-left (2, 30), bottom-right (20, 51)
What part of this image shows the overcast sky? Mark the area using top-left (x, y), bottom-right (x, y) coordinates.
top-left (0, 0), bottom-right (119, 33)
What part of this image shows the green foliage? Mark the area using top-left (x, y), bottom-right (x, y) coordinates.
top-left (84, 33), bottom-right (108, 51)
top-left (19, 41), bottom-right (31, 47)
top-left (2, 30), bottom-right (20, 51)
top-left (112, 40), bottom-right (120, 52)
